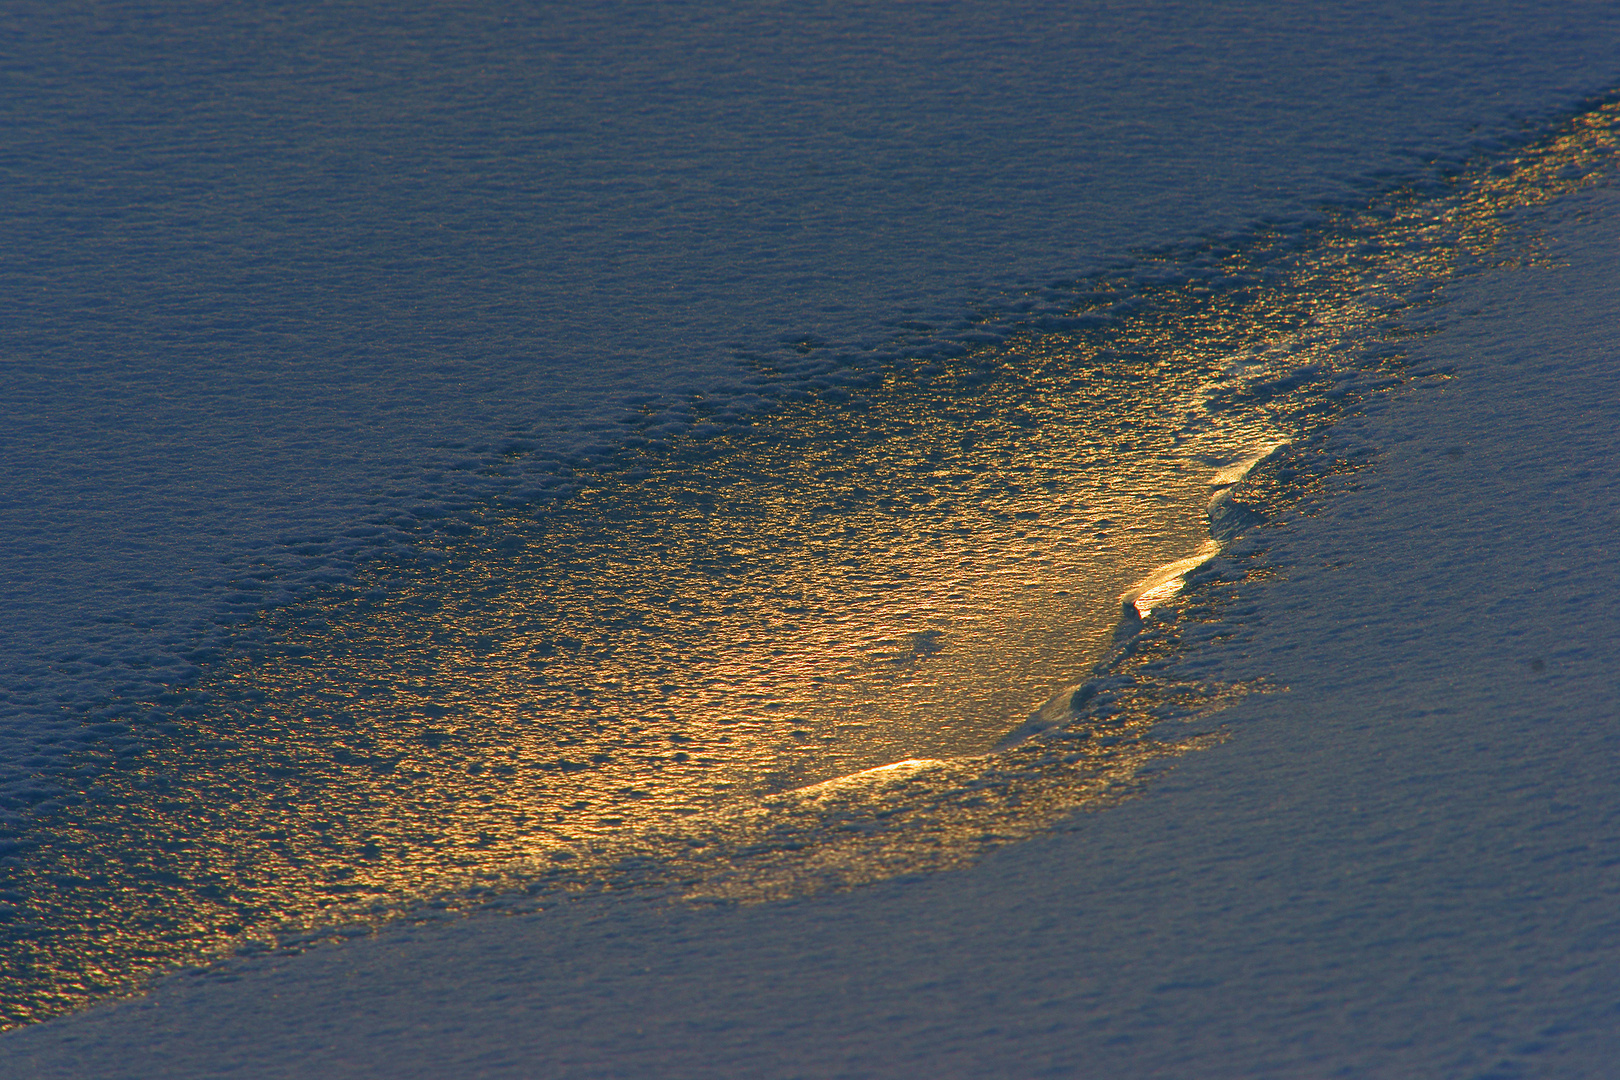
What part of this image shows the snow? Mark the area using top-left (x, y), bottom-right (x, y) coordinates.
top-left (4, 91), bottom-right (1620, 1080)
top-left (5, 0), bottom-right (1620, 808)
top-left (4, 1), bottom-right (1620, 1073)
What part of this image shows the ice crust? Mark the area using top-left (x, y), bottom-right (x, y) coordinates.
top-left (4, 136), bottom-right (1616, 1080)
top-left (4, 2), bottom-right (1620, 1067)
top-left (3, 152), bottom-right (1620, 1080)
top-left (5, 1), bottom-right (1620, 813)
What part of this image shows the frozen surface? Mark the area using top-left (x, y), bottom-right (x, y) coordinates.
top-left (5, 0), bottom-right (1620, 807)
top-left (4, 120), bottom-right (1618, 1080)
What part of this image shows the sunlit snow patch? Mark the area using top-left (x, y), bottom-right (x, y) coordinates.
top-left (5, 96), bottom-right (1618, 1028)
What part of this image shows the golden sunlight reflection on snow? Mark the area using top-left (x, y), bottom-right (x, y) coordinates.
top-left (3, 96), bottom-right (1616, 1030)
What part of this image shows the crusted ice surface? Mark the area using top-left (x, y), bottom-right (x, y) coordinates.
top-left (3, 117), bottom-right (1617, 1080)
top-left (4, 1), bottom-right (1620, 1056)
top-left (2, 85), bottom-right (1616, 1034)
top-left (5, 0), bottom-right (1620, 805)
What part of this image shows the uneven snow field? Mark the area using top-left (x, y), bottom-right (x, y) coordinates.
top-left (4, 136), bottom-right (1618, 1080)
top-left (6, 0), bottom-right (1620, 815)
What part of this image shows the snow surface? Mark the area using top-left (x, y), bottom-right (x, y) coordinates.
top-left (5, 0), bottom-right (1620, 810)
top-left (4, 106), bottom-right (1619, 1080)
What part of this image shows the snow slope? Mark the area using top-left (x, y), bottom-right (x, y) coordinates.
top-left (5, 0), bottom-right (1620, 813)
top-left (4, 97), bottom-right (1619, 1080)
